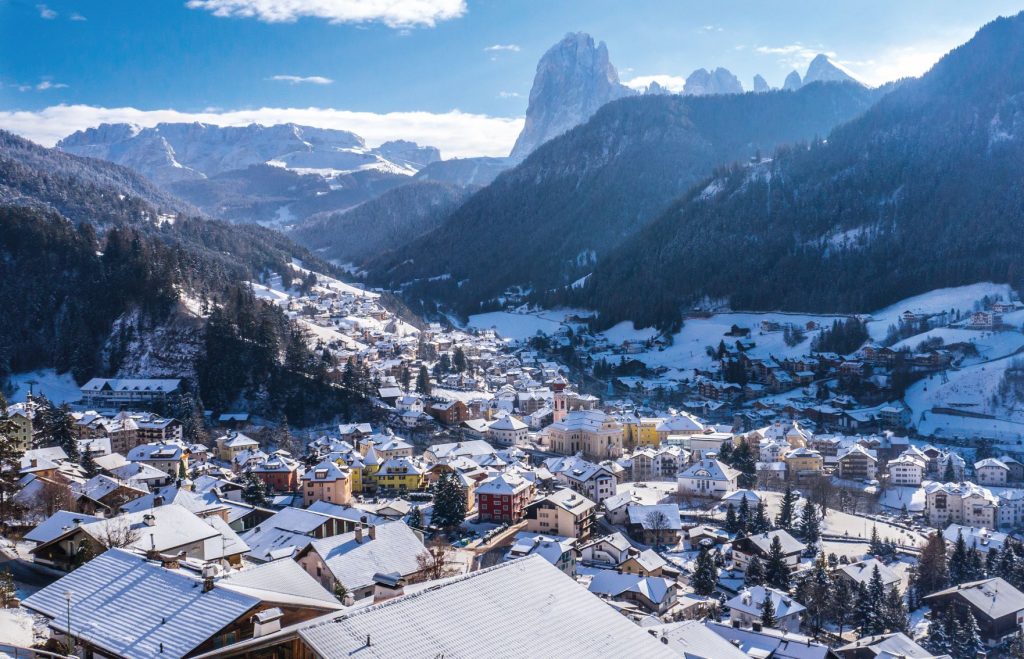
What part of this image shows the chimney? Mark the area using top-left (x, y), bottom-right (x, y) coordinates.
top-left (143, 514), bottom-right (156, 527)
top-left (251, 607), bottom-right (283, 638)
top-left (202, 563), bottom-right (218, 593)
top-left (372, 572), bottom-right (405, 603)
top-left (153, 495), bottom-right (165, 507)
top-left (752, 622), bottom-right (762, 632)
top-left (355, 525), bottom-right (363, 544)
top-left (368, 524), bottom-right (376, 541)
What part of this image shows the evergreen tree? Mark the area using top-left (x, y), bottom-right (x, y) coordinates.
top-left (864, 565), bottom-right (887, 634)
top-left (400, 365), bottom-right (411, 391)
top-left (730, 442), bottom-right (757, 489)
top-left (798, 503), bottom-right (820, 544)
top-left (868, 525), bottom-right (884, 555)
top-left (241, 471), bottom-right (270, 506)
top-left (854, 581), bottom-right (876, 635)
top-left (942, 459), bottom-right (956, 483)
top-left (752, 500), bottom-right (771, 534)
top-left (776, 485), bottom-right (797, 530)
top-left (452, 347), bottom-right (467, 372)
top-left (416, 365), bottom-right (432, 395)
top-left (80, 444), bottom-right (98, 478)
top-left (725, 503), bottom-right (739, 534)
top-left (744, 556), bottom-right (765, 586)
top-left (0, 409), bottom-right (23, 524)
top-left (924, 611), bottom-right (952, 657)
top-left (48, 403), bottom-right (80, 462)
top-left (718, 439), bottom-right (733, 463)
top-left (949, 530), bottom-right (970, 585)
top-left (882, 586), bottom-right (908, 633)
top-left (799, 553), bottom-right (832, 634)
top-left (985, 547), bottom-right (1000, 577)
top-left (765, 535), bottom-right (791, 591)
top-left (737, 496), bottom-right (750, 535)
top-left (408, 505), bottom-right (423, 530)
top-left (955, 610), bottom-right (983, 659)
top-left (432, 472), bottom-right (466, 530)
top-left (759, 592), bottom-right (777, 628)
top-left (914, 531), bottom-right (950, 596)
top-left (831, 575), bottom-right (854, 638)
top-left (691, 545), bottom-right (718, 596)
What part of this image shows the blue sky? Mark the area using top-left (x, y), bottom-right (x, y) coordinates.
top-left (1, 0), bottom-right (1022, 156)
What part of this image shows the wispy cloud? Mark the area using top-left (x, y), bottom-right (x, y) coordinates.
top-left (485, 44), bottom-right (520, 52)
top-left (0, 104), bottom-right (524, 159)
top-left (755, 43), bottom-right (834, 70)
top-left (34, 80), bottom-right (68, 90)
top-left (497, 91), bottom-right (520, 99)
top-left (269, 74), bottom-right (333, 85)
top-left (69, 12), bottom-right (87, 21)
top-left (623, 74), bottom-right (686, 94)
top-left (699, 25), bottom-right (723, 33)
top-left (37, 4), bottom-right (57, 19)
top-left (186, 0), bottom-right (467, 28)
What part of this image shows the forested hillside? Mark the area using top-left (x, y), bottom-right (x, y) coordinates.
top-left (577, 13), bottom-right (1024, 331)
top-left (291, 181), bottom-right (472, 264)
top-left (368, 82), bottom-right (882, 317)
top-left (0, 132), bottom-right (373, 424)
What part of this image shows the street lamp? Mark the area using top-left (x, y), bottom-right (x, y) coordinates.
top-left (64, 590), bottom-right (73, 656)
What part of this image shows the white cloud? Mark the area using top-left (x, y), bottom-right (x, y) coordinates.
top-left (497, 91), bottom-right (520, 99)
top-left (623, 74), bottom-right (686, 94)
top-left (35, 81), bottom-right (68, 90)
top-left (755, 43), bottom-right (834, 71)
top-left (484, 44), bottom-right (520, 52)
top-left (69, 12), bottom-right (87, 21)
top-left (0, 104), bottom-right (524, 158)
top-left (699, 25), bottom-right (723, 33)
top-left (185, 0), bottom-right (466, 28)
top-left (269, 74), bottom-right (334, 84)
top-left (37, 4), bottom-right (57, 19)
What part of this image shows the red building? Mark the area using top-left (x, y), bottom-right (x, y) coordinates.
top-left (476, 472), bottom-right (535, 523)
top-left (428, 400), bottom-right (468, 426)
top-left (251, 454), bottom-right (300, 492)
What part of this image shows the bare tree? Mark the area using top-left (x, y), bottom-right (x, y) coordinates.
top-left (645, 510), bottom-right (672, 549)
top-left (95, 516), bottom-right (140, 550)
top-left (31, 477), bottom-right (74, 518)
top-left (414, 538), bottom-right (459, 582)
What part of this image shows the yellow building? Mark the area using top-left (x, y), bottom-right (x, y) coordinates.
top-left (782, 447), bottom-right (824, 482)
top-left (547, 410), bottom-right (624, 461)
top-left (1, 410), bottom-right (33, 452)
top-left (375, 457), bottom-right (425, 493)
top-left (637, 418), bottom-right (662, 448)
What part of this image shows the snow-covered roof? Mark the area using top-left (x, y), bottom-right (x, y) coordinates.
top-left (726, 586), bottom-right (806, 619)
top-left (220, 559), bottom-right (342, 609)
top-left (505, 531), bottom-right (575, 566)
top-left (740, 530), bottom-right (806, 556)
top-left (588, 569), bottom-right (674, 604)
top-left (924, 577), bottom-right (1024, 620)
top-left (680, 459), bottom-right (741, 482)
top-left (626, 504), bottom-right (682, 531)
top-left (23, 510), bottom-right (101, 544)
top-left (477, 472), bottom-right (531, 496)
top-left (80, 377), bottom-right (181, 393)
top-left (838, 559), bottom-right (900, 586)
top-left (306, 521), bottom-right (425, 592)
top-left (975, 457), bottom-right (1009, 470)
top-left (23, 548), bottom-right (258, 659)
top-left (647, 620), bottom-right (747, 659)
top-left (280, 557), bottom-right (677, 658)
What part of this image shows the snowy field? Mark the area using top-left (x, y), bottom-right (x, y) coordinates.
top-left (866, 282), bottom-right (1014, 340)
top-left (7, 369), bottom-right (81, 404)
top-left (904, 354), bottom-right (1024, 442)
top-left (467, 308), bottom-right (591, 341)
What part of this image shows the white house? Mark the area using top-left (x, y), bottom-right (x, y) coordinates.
top-left (975, 458), bottom-right (1010, 486)
top-left (887, 453), bottom-right (926, 486)
top-left (725, 586), bottom-right (805, 632)
top-left (678, 459), bottom-right (740, 499)
top-left (487, 414), bottom-right (529, 447)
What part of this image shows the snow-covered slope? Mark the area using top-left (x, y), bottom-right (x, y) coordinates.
top-left (58, 122), bottom-right (441, 185)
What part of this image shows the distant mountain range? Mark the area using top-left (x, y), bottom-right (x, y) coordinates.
top-left (367, 81), bottom-right (882, 317)
top-left (573, 12), bottom-right (1024, 330)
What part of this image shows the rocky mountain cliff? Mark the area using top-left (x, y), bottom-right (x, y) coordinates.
top-left (684, 68), bottom-right (744, 95)
top-left (509, 32), bottom-right (635, 160)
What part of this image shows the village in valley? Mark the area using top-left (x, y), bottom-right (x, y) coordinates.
top-left (2, 266), bottom-right (1024, 658)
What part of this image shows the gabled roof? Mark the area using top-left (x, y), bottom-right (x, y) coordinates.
top-left (626, 504), bottom-right (682, 531)
top-left (726, 586), bottom-right (806, 619)
top-left (23, 510), bottom-right (101, 544)
top-left (647, 620), bottom-right (747, 659)
top-left (738, 529), bottom-right (806, 556)
top-left (836, 632), bottom-right (933, 658)
top-left (305, 521), bottom-right (425, 591)
top-left (588, 569), bottom-right (674, 604)
top-left (839, 559), bottom-right (900, 586)
top-left (220, 559), bottom-right (342, 609)
top-left (924, 577), bottom-right (1024, 620)
top-left (680, 459), bottom-right (740, 482)
top-left (22, 548), bottom-right (258, 659)
top-left (235, 556), bottom-right (677, 659)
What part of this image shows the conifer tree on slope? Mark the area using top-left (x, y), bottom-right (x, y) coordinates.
top-left (776, 485), bottom-right (797, 530)
top-left (691, 545), bottom-right (718, 596)
top-left (759, 591), bottom-right (777, 628)
top-left (765, 535), bottom-right (791, 591)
